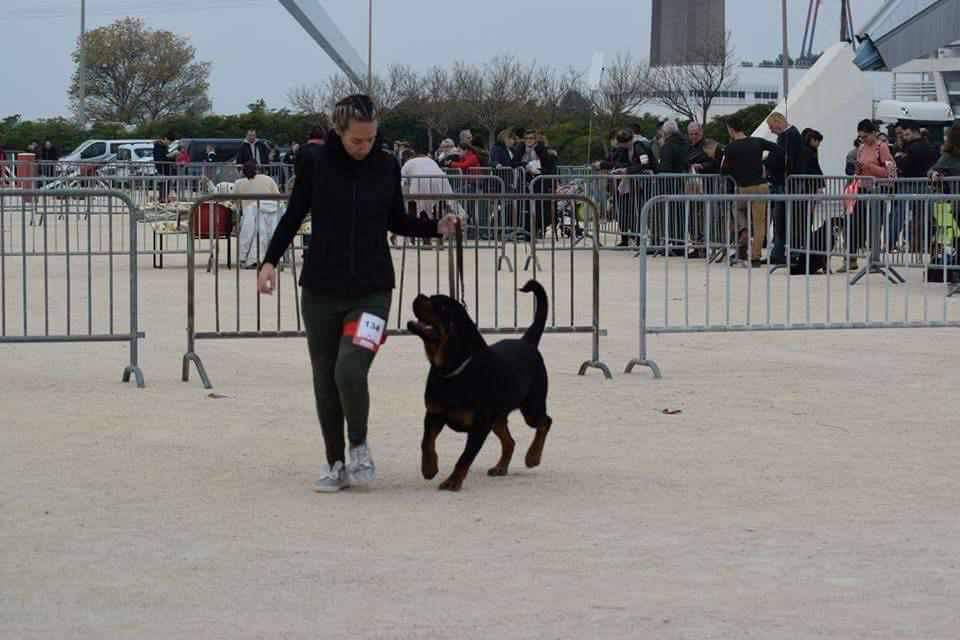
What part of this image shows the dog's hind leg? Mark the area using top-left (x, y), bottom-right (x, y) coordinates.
top-left (522, 412), bottom-right (553, 469)
top-left (488, 418), bottom-right (515, 477)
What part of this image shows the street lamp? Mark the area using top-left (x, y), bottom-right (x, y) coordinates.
top-left (367, 0), bottom-right (373, 95)
top-left (79, 0), bottom-right (87, 126)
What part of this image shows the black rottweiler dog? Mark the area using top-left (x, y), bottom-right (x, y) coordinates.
top-left (408, 280), bottom-right (552, 491)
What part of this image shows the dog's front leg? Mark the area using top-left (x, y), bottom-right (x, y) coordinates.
top-left (421, 413), bottom-right (445, 480)
top-left (438, 427), bottom-right (490, 492)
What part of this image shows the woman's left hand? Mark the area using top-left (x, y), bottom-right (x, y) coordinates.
top-left (438, 214), bottom-right (461, 237)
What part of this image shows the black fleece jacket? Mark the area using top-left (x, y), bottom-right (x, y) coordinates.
top-left (263, 131), bottom-right (440, 297)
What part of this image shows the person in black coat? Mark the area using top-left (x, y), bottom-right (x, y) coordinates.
top-left (490, 129), bottom-right (522, 169)
top-left (236, 129), bottom-right (271, 166)
top-left (152, 133), bottom-right (174, 202)
top-left (257, 95), bottom-right (460, 492)
top-left (896, 121), bottom-right (940, 251)
top-left (766, 112), bottom-right (804, 263)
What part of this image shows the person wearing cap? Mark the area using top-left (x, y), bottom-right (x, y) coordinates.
top-left (257, 95), bottom-right (460, 493)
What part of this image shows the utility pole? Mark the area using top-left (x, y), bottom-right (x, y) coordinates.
top-left (781, 0), bottom-right (790, 116)
top-left (79, 0), bottom-right (87, 126)
top-left (367, 0), bottom-right (373, 95)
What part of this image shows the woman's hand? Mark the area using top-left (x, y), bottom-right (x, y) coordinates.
top-left (257, 263), bottom-right (277, 295)
top-left (438, 214), bottom-right (462, 237)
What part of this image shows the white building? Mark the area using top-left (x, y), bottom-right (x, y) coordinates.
top-left (891, 43), bottom-right (960, 116)
top-left (642, 62), bottom-right (893, 122)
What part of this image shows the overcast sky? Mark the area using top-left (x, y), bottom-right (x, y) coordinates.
top-left (3, 0), bottom-right (886, 119)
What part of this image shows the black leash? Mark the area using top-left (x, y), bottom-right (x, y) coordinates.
top-left (454, 217), bottom-right (466, 308)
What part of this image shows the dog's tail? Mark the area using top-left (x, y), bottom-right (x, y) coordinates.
top-left (520, 279), bottom-right (548, 347)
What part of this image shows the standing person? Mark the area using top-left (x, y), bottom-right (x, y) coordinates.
top-left (687, 122), bottom-right (720, 173)
top-left (283, 142), bottom-right (300, 166)
top-left (765, 112), bottom-right (804, 264)
top-left (234, 161), bottom-right (282, 269)
top-left (491, 129), bottom-right (521, 169)
top-left (894, 121), bottom-right (940, 252)
top-left (236, 129), bottom-right (270, 167)
top-left (794, 128), bottom-right (824, 251)
top-left (401, 147), bottom-right (462, 242)
top-left (153, 133), bottom-right (174, 202)
top-left (721, 117), bottom-right (784, 266)
top-left (435, 138), bottom-right (457, 165)
top-left (843, 119), bottom-right (895, 272)
top-left (257, 95), bottom-right (460, 493)
top-left (930, 123), bottom-right (960, 178)
top-left (40, 140), bottom-right (59, 181)
top-left (658, 120), bottom-right (690, 250)
top-left (448, 142), bottom-right (480, 172)
top-left (176, 144), bottom-right (191, 175)
top-left (293, 126), bottom-right (326, 256)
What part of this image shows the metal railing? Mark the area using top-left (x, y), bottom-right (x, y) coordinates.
top-left (181, 192), bottom-right (611, 389)
top-left (0, 189), bottom-right (145, 387)
top-left (625, 192), bottom-right (960, 379)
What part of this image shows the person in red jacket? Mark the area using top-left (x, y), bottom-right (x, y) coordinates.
top-left (449, 144), bottom-right (480, 171)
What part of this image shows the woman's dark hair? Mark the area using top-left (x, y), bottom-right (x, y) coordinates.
top-left (857, 119), bottom-right (877, 134)
top-left (615, 129), bottom-right (633, 144)
top-left (332, 94), bottom-right (376, 132)
top-left (308, 125), bottom-right (326, 141)
top-left (803, 128), bottom-right (823, 145)
top-left (943, 123), bottom-right (960, 155)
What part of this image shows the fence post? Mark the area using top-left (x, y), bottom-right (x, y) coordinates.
top-left (578, 198), bottom-right (612, 379)
top-left (121, 197), bottom-right (145, 388)
top-left (181, 202), bottom-right (213, 389)
top-left (625, 196), bottom-right (663, 378)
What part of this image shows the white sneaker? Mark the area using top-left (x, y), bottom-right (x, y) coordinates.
top-left (313, 461), bottom-right (349, 493)
top-left (347, 443), bottom-right (376, 484)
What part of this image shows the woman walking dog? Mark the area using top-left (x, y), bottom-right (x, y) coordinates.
top-left (258, 95), bottom-right (459, 492)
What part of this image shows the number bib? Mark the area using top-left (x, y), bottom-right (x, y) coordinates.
top-left (344, 313), bottom-right (387, 352)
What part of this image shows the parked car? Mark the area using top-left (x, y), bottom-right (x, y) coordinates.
top-left (58, 138), bottom-right (154, 177)
top-left (167, 138), bottom-right (274, 164)
top-left (98, 143), bottom-right (158, 178)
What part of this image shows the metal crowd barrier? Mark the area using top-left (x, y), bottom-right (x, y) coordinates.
top-left (181, 192), bottom-right (611, 389)
top-left (625, 192), bottom-right (960, 379)
top-left (529, 173), bottom-right (737, 255)
top-left (0, 189), bottom-right (145, 387)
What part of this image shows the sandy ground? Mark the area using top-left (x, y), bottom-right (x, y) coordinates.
top-left (3, 225), bottom-right (960, 639)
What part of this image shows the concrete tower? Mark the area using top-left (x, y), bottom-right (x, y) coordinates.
top-left (650, 0), bottom-right (726, 67)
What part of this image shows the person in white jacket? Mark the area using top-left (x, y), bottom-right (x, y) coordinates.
top-left (400, 150), bottom-right (463, 245)
top-left (234, 160), bottom-right (282, 268)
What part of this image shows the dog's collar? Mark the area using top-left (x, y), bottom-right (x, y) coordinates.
top-left (440, 357), bottom-right (473, 379)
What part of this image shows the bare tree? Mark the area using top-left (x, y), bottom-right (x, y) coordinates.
top-left (287, 84), bottom-right (328, 115)
top-left (455, 55), bottom-right (535, 150)
top-left (647, 34), bottom-right (737, 126)
top-left (533, 66), bottom-right (585, 127)
top-left (413, 66), bottom-right (456, 154)
top-left (590, 52), bottom-right (650, 135)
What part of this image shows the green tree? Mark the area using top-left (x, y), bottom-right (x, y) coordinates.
top-left (69, 18), bottom-right (211, 126)
top-left (703, 103), bottom-right (775, 144)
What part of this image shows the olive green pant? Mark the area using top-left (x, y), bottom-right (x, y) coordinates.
top-left (301, 287), bottom-right (392, 465)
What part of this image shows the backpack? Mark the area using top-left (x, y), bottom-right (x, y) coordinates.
top-left (630, 139), bottom-right (658, 173)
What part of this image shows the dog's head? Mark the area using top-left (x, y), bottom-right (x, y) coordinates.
top-left (408, 294), bottom-right (485, 370)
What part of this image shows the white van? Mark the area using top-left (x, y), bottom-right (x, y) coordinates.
top-left (100, 143), bottom-right (158, 177)
top-left (60, 139), bottom-right (154, 163)
top-left (874, 100), bottom-right (955, 143)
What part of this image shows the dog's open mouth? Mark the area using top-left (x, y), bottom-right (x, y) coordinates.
top-left (407, 319), bottom-right (436, 338)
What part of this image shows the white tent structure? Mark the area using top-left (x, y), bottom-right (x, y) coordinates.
top-left (753, 42), bottom-right (874, 176)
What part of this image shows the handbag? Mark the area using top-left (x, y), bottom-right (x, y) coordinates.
top-left (842, 178), bottom-right (861, 215)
